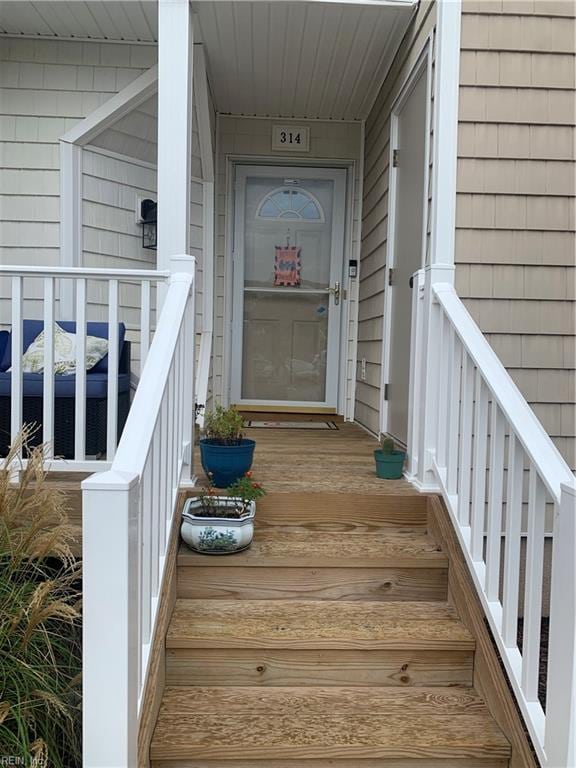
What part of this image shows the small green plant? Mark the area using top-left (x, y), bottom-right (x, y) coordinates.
top-left (226, 472), bottom-right (266, 514)
top-left (0, 427), bottom-right (82, 767)
top-left (203, 405), bottom-right (245, 445)
top-left (380, 435), bottom-right (395, 454)
top-left (195, 472), bottom-right (266, 519)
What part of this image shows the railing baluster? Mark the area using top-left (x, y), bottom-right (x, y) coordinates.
top-left (106, 280), bottom-right (119, 460)
top-left (141, 280), bottom-right (151, 369)
top-left (10, 276), bottom-right (23, 449)
top-left (485, 403), bottom-right (505, 602)
top-left (502, 433), bottom-right (524, 648)
top-left (74, 278), bottom-right (87, 461)
top-left (436, 314), bottom-right (449, 471)
top-left (470, 370), bottom-right (488, 564)
top-left (42, 278), bottom-right (55, 458)
top-left (141, 448), bottom-right (153, 647)
top-left (446, 334), bottom-right (461, 496)
top-left (151, 425), bottom-right (161, 595)
top-left (457, 353), bottom-right (474, 526)
top-left (159, 394), bottom-right (168, 552)
top-left (522, 466), bottom-right (546, 701)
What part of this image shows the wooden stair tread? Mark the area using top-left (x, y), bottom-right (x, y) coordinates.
top-left (150, 686), bottom-right (510, 761)
top-left (178, 527), bottom-right (446, 568)
top-left (167, 599), bottom-right (475, 650)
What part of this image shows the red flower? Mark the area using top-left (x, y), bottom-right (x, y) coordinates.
top-left (245, 471), bottom-right (253, 478)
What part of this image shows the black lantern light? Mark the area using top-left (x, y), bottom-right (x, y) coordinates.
top-left (141, 198), bottom-right (157, 250)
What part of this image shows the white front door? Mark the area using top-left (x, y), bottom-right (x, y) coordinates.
top-left (231, 166), bottom-right (346, 409)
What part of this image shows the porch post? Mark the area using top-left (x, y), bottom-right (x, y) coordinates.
top-left (157, 0), bottom-right (193, 271)
top-left (412, 0), bottom-right (461, 488)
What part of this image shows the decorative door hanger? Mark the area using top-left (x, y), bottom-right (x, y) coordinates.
top-left (274, 245), bottom-right (302, 287)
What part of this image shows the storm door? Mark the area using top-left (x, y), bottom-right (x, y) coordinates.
top-left (231, 166), bottom-right (346, 409)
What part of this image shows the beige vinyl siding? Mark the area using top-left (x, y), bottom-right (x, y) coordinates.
top-left (0, 37), bottom-right (154, 270)
top-left (355, 1), bottom-right (436, 434)
top-left (456, 0), bottom-right (576, 469)
top-left (0, 36), bottom-right (155, 327)
top-left (213, 114), bottom-right (362, 416)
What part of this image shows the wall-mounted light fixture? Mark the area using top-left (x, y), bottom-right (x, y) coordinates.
top-left (140, 198), bottom-right (157, 250)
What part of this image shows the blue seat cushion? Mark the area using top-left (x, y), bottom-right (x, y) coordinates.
top-left (0, 371), bottom-right (130, 398)
top-left (0, 320), bottom-right (126, 373)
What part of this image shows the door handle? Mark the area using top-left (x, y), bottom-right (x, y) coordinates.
top-left (329, 281), bottom-right (341, 306)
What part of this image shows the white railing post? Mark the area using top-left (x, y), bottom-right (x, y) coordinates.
top-left (545, 479), bottom-right (576, 767)
top-left (82, 470), bottom-right (140, 768)
top-left (415, 267), bottom-right (454, 488)
top-left (168, 255), bottom-right (196, 481)
top-left (406, 269), bottom-right (425, 478)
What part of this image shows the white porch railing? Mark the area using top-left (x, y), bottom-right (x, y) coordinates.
top-left (0, 265), bottom-right (170, 471)
top-left (82, 255), bottom-right (195, 767)
top-left (409, 270), bottom-right (575, 768)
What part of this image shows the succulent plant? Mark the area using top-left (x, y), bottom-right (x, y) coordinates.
top-left (380, 435), bottom-right (395, 454)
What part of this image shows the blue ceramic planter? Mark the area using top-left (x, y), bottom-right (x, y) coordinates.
top-left (199, 438), bottom-right (256, 488)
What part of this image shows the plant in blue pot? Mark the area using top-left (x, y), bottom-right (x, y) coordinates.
top-left (199, 405), bottom-right (255, 487)
top-left (374, 435), bottom-right (406, 480)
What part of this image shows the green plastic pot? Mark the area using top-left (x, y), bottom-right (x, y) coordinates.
top-left (374, 449), bottom-right (406, 480)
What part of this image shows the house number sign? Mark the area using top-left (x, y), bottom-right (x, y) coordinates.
top-left (272, 125), bottom-right (310, 152)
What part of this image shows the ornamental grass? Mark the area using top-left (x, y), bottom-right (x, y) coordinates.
top-left (0, 427), bottom-right (82, 766)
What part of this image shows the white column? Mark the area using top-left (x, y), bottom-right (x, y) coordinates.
top-left (59, 141), bottom-right (82, 318)
top-left (430, 0), bottom-right (461, 271)
top-left (157, 0), bottom-right (193, 271)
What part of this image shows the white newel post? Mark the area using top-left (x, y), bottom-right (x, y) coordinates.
top-left (545, 479), bottom-right (576, 767)
top-left (415, 268), bottom-right (454, 489)
top-left (157, 0), bottom-right (193, 271)
top-left (82, 471), bottom-right (140, 767)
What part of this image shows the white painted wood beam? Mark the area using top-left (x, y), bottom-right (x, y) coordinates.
top-left (61, 65), bottom-right (158, 147)
top-left (194, 44), bottom-right (214, 183)
top-left (157, 0), bottom-right (193, 269)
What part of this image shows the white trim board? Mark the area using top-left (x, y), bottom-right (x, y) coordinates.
top-left (379, 36), bottom-right (432, 438)
top-left (61, 66), bottom-right (158, 148)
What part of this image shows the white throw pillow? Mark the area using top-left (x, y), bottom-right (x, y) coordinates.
top-left (18, 324), bottom-right (109, 375)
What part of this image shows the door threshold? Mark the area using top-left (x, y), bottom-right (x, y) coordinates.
top-left (235, 404), bottom-right (338, 416)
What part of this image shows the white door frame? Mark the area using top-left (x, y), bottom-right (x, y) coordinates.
top-left (230, 164), bottom-right (347, 410)
top-left (379, 37), bottom-right (432, 439)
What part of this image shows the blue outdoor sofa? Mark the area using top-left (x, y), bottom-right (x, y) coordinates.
top-left (0, 320), bottom-right (130, 459)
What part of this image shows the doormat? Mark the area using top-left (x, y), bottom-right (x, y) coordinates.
top-left (246, 420), bottom-right (339, 431)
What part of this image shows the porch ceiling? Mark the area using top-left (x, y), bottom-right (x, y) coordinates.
top-left (0, 1), bottom-right (158, 42)
top-left (195, 1), bottom-right (417, 120)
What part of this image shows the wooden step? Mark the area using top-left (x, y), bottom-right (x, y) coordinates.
top-left (152, 760), bottom-right (508, 768)
top-left (184, 491), bottom-right (429, 528)
top-left (178, 525), bottom-right (447, 601)
top-left (178, 527), bottom-right (445, 568)
top-left (177, 564), bottom-right (448, 601)
top-left (167, 599), bottom-right (475, 650)
top-left (150, 686), bottom-right (511, 762)
top-left (166, 647), bottom-right (473, 687)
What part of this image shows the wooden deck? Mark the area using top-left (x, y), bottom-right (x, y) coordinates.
top-left (196, 418), bottom-right (416, 495)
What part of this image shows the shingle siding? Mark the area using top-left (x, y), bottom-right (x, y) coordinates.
top-left (457, 0), bottom-right (576, 469)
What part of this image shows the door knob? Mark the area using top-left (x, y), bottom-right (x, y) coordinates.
top-left (329, 281), bottom-right (341, 305)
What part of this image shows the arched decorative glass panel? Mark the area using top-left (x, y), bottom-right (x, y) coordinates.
top-left (256, 187), bottom-right (324, 222)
